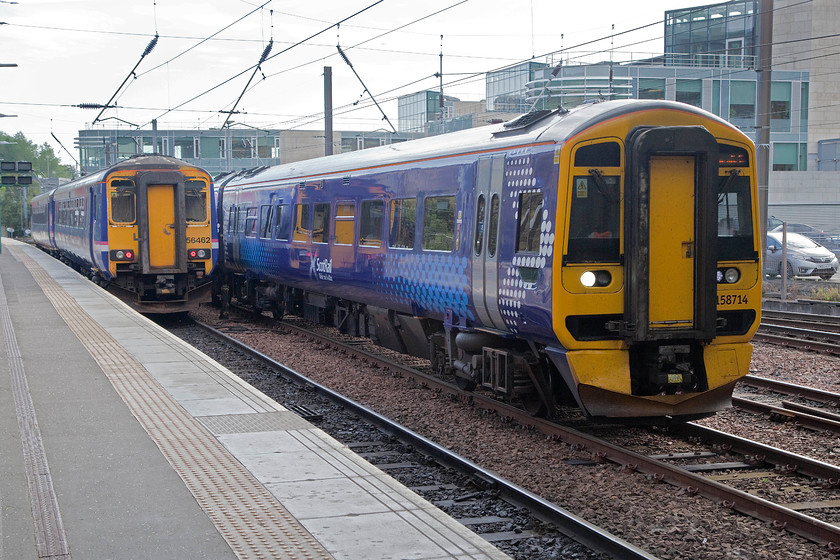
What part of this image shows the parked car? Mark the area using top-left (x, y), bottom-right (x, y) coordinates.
top-left (769, 222), bottom-right (826, 240)
top-left (765, 231), bottom-right (839, 280)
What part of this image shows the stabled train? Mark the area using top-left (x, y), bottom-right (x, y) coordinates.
top-left (213, 99), bottom-right (761, 421)
top-left (30, 154), bottom-right (217, 313)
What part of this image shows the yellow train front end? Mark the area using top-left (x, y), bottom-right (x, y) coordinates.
top-left (102, 157), bottom-right (215, 312)
top-left (552, 104), bottom-right (760, 420)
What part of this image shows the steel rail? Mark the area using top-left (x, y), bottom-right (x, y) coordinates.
top-left (194, 320), bottom-right (659, 560)
top-left (197, 317), bottom-right (840, 550)
top-left (731, 396), bottom-right (840, 435)
top-left (741, 375), bottom-right (840, 406)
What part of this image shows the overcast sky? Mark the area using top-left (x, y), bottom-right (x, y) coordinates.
top-left (1, 0), bottom-right (708, 167)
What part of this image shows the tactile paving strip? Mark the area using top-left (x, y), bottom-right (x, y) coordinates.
top-left (198, 412), bottom-right (313, 435)
top-left (0, 266), bottom-right (71, 560)
top-left (16, 249), bottom-right (334, 560)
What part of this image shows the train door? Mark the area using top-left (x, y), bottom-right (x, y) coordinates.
top-left (624, 126), bottom-right (718, 342)
top-left (470, 155), bottom-right (505, 330)
top-left (147, 184), bottom-right (177, 268)
top-left (136, 172), bottom-right (186, 274)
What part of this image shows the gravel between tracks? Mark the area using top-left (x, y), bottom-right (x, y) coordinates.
top-left (190, 305), bottom-right (837, 559)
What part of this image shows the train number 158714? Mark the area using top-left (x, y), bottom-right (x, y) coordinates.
top-left (718, 293), bottom-right (748, 306)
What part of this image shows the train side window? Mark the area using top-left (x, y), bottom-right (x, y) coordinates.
top-left (185, 181), bottom-right (208, 223)
top-left (244, 207), bottom-right (258, 238)
top-left (274, 203), bottom-right (290, 240)
top-left (488, 194), bottom-right (500, 257)
top-left (516, 192), bottom-right (544, 253)
top-left (474, 194), bottom-right (486, 256)
top-left (312, 203), bottom-right (330, 244)
top-left (334, 202), bottom-right (355, 246)
top-left (388, 198), bottom-right (416, 249)
top-left (293, 203), bottom-right (311, 242)
top-left (423, 195), bottom-right (455, 252)
top-left (259, 205), bottom-right (273, 238)
top-left (360, 200), bottom-right (384, 247)
top-left (110, 180), bottom-right (136, 224)
top-left (566, 174), bottom-right (620, 263)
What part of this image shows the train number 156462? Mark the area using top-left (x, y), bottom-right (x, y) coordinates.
top-left (186, 236), bottom-right (211, 244)
top-left (717, 294), bottom-right (748, 306)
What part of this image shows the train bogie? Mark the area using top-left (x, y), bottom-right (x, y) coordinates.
top-left (215, 100), bottom-right (761, 421)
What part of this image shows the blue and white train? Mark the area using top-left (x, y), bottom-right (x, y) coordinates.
top-left (214, 100), bottom-right (762, 420)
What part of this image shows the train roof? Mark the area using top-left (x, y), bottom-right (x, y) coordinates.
top-left (220, 99), bottom-right (749, 188)
top-left (43, 155), bottom-right (210, 197)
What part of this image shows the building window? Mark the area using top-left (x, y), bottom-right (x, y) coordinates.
top-left (638, 78), bottom-right (665, 100)
top-left (772, 142), bottom-right (804, 171)
top-left (422, 196), bottom-right (455, 251)
top-left (801, 82), bottom-right (809, 132)
top-left (174, 137), bottom-right (196, 159)
top-left (770, 81), bottom-right (792, 133)
top-left (676, 79), bottom-right (702, 107)
top-left (729, 81), bottom-right (755, 129)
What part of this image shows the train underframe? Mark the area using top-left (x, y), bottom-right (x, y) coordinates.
top-left (216, 274), bottom-right (568, 417)
top-left (49, 247), bottom-right (211, 313)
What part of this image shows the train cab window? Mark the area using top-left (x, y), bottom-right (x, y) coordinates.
top-left (259, 205), bottom-right (273, 238)
top-left (312, 203), bottom-right (330, 244)
top-left (717, 171), bottom-right (755, 260)
top-left (274, 203), bottom-right (290, 240)
top-left (110, 180), bottom-right (136, 224)
top-left (566, 173), bottom-right (620, 263)
top-left (516, 192), bottom-right (544, 253)
top-left (360, 200), bottom-right (384, 247)
top-left (389, 198), bottom-right (416, 249)
top-left (185, 181), bottom-right (208, 222)
top-left (244, 207), bottom-right (258, 238)
top-left (488, 194), bottom-right (500, 257)
top-left (474, 194), bottom-right (486, 255)
top-left (293, 203), bottom-right (311, 242)
top-left (574, 142), bottom-right (621, 167)
top-left (423, 195), bottom-right (456, 252)
top-left (334, 202), bottom-right (355, 246)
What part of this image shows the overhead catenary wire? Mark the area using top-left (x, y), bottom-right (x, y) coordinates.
top-left (91, 34), bottom-right (158, 125)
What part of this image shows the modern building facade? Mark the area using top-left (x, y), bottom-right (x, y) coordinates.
top-left (75, 127), bottom-right (419, 177)
top-left (520, 0), bottom-right (840, 231)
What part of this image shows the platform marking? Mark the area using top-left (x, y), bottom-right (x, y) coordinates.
top-left (15, 248), bottom-right (333, 560)
top-left (0, 264), bottom-right (71, 559)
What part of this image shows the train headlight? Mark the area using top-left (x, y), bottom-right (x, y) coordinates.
top-left (581, 270), bottom-right (612, 288)
top-left (716, 267), bottom-right (740, 284)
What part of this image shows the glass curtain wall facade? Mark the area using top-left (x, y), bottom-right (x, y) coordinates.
top-left (486, 62), bottom-right (548, 112)
top-left (665, 0), bottom-right (757, 67)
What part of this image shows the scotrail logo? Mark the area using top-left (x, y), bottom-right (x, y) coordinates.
top-left (311, 256), bottom-right (333, 281)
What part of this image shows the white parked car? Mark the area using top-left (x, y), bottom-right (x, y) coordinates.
top-left (765, 232), bottom-right (839, 280)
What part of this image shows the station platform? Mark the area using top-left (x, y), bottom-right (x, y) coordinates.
top-left (0, 239), bottom-right (511, 560)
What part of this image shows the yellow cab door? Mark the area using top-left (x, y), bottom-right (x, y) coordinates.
top-left (147, 183), bottom-right (177, 268)
top-left (648, 156), bottom-right (695, 329)
top-left (624, 126), bottom-right (718, 342)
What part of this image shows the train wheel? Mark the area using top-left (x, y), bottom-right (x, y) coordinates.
top-left (272, 298), bottom-right (285, 321)
top-left (455, 374), bottom-right (477, 391)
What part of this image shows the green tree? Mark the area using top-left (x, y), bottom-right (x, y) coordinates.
top-left (0, 130), bottom-right (75, 236)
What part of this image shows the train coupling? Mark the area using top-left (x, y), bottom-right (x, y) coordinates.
top-left (155, 274), bottom-right (176, 295)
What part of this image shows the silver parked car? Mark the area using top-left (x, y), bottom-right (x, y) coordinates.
top-left (765, 231), bottom-right (839, 280)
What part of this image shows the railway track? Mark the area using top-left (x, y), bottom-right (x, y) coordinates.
top-left (182, 318), bottom-right (651, 560)
top-left (185, 308), bottom-right (840, 554)
top-left (758, 309), bottom-right (840, 354)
